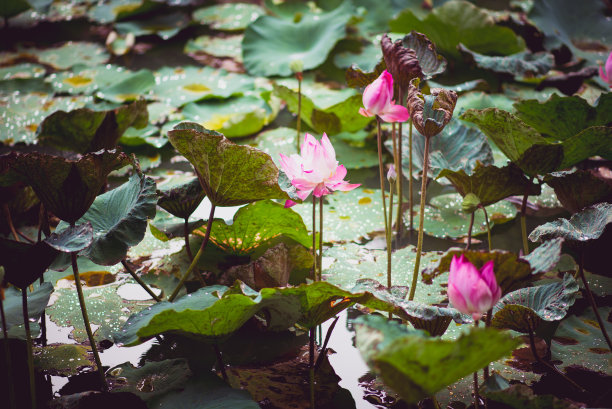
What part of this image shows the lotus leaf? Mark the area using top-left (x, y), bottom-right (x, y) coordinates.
top-left (522, 237), bottom-right (564, 275)
top-left (157, 177), bottom-right (205, 220)
top-left (544, 169), bottom-right (612, 213)
top-left (193, 3), bottom-right (264, 31)
top-left (0, 282), bottom-right (53, 339)
top-left (529, 202), bottom-right (612, 243)
top-left (459, 45), bottom-right (554, 78)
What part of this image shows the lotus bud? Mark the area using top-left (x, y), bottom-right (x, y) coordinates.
top-left (290, 59), bottom-right (304, 74)
top-left (387, 164), bottom-right (397, 183)
top-left (598, 51), bottom-right (612, 88)
top-left (461, 193), bottom-right (481, 214)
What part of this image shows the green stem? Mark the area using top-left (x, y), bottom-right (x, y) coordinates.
top-left (387, 180), bottom-right (394, 319)
top-left (297, 75), bottom-right (302, 153)
top-left (578, 251), bottom-right (612, 351)
top-left (22, 289), bottom-right (37, 409)
top-left (408, 135), bottom-right (430, 301)
top-left (466, 212), bottom-right (474, 250)
top-left (408, 118), bottom-right (414, 236)
top-left (396, 89), bottom-right (404, 245)
top-left (1, 296), bottom-right (17, 409)
top-left (314, 316), bottom-right (339, 370)
top-left (318, 196), bottom-right (323, 281)
top-left (376, 119), bottom-right (390, 251)
top-left (71, 252), bottom-right (106, 389)
top-left (520, 180), bottom-right (532, 255)
top-left (121, 259), bottom-right (161, 302)
top-left (184, 218), bottom-right (193, 261)
top-left (481, 206), bottom-right (492, 251)
top-left (312, 195), bottom-right (317, 281)
top-left (473, 319), bottom-right (480, 409)
top-left (168, 204), bottom-right (216, 302)
top-left (309, 327), bottom-right (316, 409)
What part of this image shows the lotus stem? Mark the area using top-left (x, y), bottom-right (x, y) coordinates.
top-left (484, 310), bottom-right (492, 382)
top-left (309, 327), bottom-right (316, 409)
top-left (408, 118), bottom-right (414, 237)
top-left (318, 197), bottom-right (323, 281)
top-left (184, 218), bottom-right (194, 261)
top-left (22, 289), bottom-right (37, 409)
top-left (481, 206), bottom-right (492, 251)
top-left (519, 180), bottom-right (533, 255)
top-left (168, 204), bottom-right (216, 302)
top-left (466, 212), bottom-right (475, 250)
top-left (314, 316), bottom-right (340, 371)
top-left (71, 252), bottom-right (106, 389)
top-left (3, 204), bottom-right (20, 242)
top-left (214, 343), bottom-right (228, 383)
top-left (121, 259), bottom-right (161, 302)
top-left (1, 296), bottom-right (17, 409)
top-left (391, 122), bottom-right (399, 244)
top-left (377, 119), bottom-right (391, 280)
top-left (397, 89), bottom-right (404, 245)
top-left (408, 135), bottom-right (430, 301)
top-left (387, 177), bottom-right (395, 319)
top-left (578, 251), bottom-right (612, 351)
top-left (297, 74), bottom-right (302, 153)
top-left (312, 195), bottom-right (317, 281)
top-left (473, 319), bottom-right (480, 409)
top-left (37, 203), bottom-right (44, 243)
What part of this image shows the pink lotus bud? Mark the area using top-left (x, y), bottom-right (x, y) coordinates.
top-left (599, 51), bottom-right (612, 88)
top-left (359, 70), bottom-right (410, 123)
top-left (387, 164), bottom-right (397, 183)
top-left (447, 254), bottom-right (502, 321)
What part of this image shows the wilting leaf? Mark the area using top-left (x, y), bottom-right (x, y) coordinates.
top-left (354, 314), bottom-right (520, 403)
top-left (167, 122), bottom-right (289, 207)
top-left (242, 0), bottom-right (353, 76)
top-left (0, 283), bottom-right (53, 339)
top-left (459, 44), bottom-right (554, 78)
top-left (491, 274), bottom-right (579, 333)
top-left (438, 163), bottom-right (541, 207)
top-left (402, 31), bottom-right (447, 80)
top-left (381, 34), bottom-right (423, 90)
top-left (529, 202), bottom-right (612, 243)
top-left (407, 80), bottom-right (457, 138)
top-left (157, 177), bottom-right (205, 220)
top-left (543, 169), bottom-right (612, 213)
top-left (37, 100), bottom-right (148, 153)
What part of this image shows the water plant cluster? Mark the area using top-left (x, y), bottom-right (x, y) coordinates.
top-left (0, 0), bottom-right (611, 408)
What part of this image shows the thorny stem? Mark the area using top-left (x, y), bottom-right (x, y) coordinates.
top-left (520, 179), bottom-right (533, 255)
top-left (3, 204), bottom-right (20, 242)
top-left (121, 259), bottom-right (161, 302)
top-left (578, 251), bottom-right (612, 351)
top-left (169, 204), bottom-right (216, 302)
top-left (481, 206), bottom-right (492, 252)
top-left (297, 73), bottom-right (302, 153)
top-left (214, 343), bottom-right (228, 383)
top-left (309, 327), bottom-right (316, 409)
top-left (466, 212), bottom-right (475, 250)
top-left (22, 289), bottom-right (37, 409)
top-left (312, 195), bottom-right (317, 281)
top-left (314, 316), bottom-right (340, 370)
top-left (473, 319), bottom-right (479, 409)
top-left (408, 118), bottom-right (414, 237)
top-left (318, 196), bottom-right (323, 281)
top-left (71, 251), bottom-right (106, 389)
top-left (1, 296), bottom-right (17, 409)
top-left (396, 89), bottom-right (404, 245)
top-left (409, 135), bottom-right (430, 301)
top-left (184, 218), bottom-right (193, 261)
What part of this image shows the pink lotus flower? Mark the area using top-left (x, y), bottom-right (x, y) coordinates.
top-left (279, 133), bottom-right (360, 205)
top-left (358, 70), bottom-right (410, 123)
top-left (599, 51), bottom-right (612, 87)
top-left (447, 254), bottom-right (502, 321)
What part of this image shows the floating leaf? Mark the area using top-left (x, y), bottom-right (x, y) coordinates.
top-left (426, 248), bottom-right (533, 294)
top-left (491, 274), bottom-right (579, 333)
top-left (438, 163), bottom-right (541, 207)
top-left (203, 200), bottom-right (312, 255)
top-left (193, 3), bottom-right (265, 31)
top-left (529, 202), bottom-right (612, 243)
top-left (543, 169), bottom-right (612, 213)
top-left (0, 63), bottom-right (45, 80)
top-left (167, 122), bottom-right (289, 207)
top-left (33, 344), bottom-right (92, 376)
top-left (0, 283), bottom-right (53, 339)
top-left (37, 100), bottom-right (148, 153)
top-left (95, 71), bottom-right (155, 103)
top-left (522, 238), bottom-right (564, 275)
top-left (408, 193), bottom-right (517, 239)
top-left (10, 42), bottom-right (109, 70)
top-left (354, 314), bottom-right (520, 403)
top-left (184, 34), bottom-right (243, 62)
top-left (114, 12), bottom-right (190, 40)
top-left (157, 177), bottom-right (205, 220)
top-left (87, 0), bottom-right (153, 24)
top-left (242, 0), bottom-right (353, 76)
top-left (389, 0), bottom-right (525, 59)
top-left (459, 44), bottom-right (554, 78)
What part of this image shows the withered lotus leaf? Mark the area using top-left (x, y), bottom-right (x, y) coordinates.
top-left (381, 34), bottom-right (423, 90)
top-left (407, 79), bottom-right (457, 138)
top-left (402, 31), bottom-right (447, 80)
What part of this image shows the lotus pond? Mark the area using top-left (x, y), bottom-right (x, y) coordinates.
top-left (0, 0), bottom-right (611, 408)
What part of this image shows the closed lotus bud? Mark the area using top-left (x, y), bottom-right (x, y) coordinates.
top-left (407, 78), bottom-right (457, 138)
top-left (387, 164), bottom-right (397, 183)
top-left (290, 59), bottom-right (304, 74)
top-left (461, 193), bottom-right (481, 214)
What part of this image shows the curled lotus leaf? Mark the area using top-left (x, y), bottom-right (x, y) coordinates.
top-left (402, 31), bottom-right (447, 80)
top-left (438, 163), bottom-right (541, 208)
top-left (157, 177), bottom-right (205, 219)
top-left (381, 34), bottom-right (423, 90)
top-left (458, 44), bottom-right (554, 78)
top-left (7, 149), bottom-right (131, 224)
top-left (345, 59), bottom-right (386, 89)
top-left (397, 301), bottom-right (470, 336)
top-left (491, 274), bottom-right (579, 333)
top-left (407, 79), bottom-right (457, 138)
top-left (36, 99), bottom-right (148, 153)
top-left (529, 202), bottom-right (612, 243)
top-left (167, 122), bottom-right (289, 207)
top-left (543, 169), bottom-right (612, 213)
top-left (0, 238), bottom-right (58, 288)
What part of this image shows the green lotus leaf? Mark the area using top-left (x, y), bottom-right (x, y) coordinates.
top-left (529, 202), bottom-right (612, 243)
top-left (389, 0), bottom-right (525, 59)
top-left (95, 70), bottom-right (155, 104)
top-left (438, 163), bottom-right (541, 208)
top-left (157, 177), bottom-right (205, 220)
top-left (491, 274), bottom-right (579, 333)
top-left (7, 149), bottom-right (131, 224)
top-left (402, 31), bottom-right (447, 80)
top-left (55, 173), bottom-right (157, 266)
top-left (543, 169), bottom-right (612, 213)
top-left (408, 193), bottom-right (517, 239)
top-left (396, 301), bottom-right (470, 336)
top-left (149, 210), bottom-right (205, 242)
top-left (354, 314), bottom-right (520, 403)
top-left (193, 3), bottom-right (265, 31)
top-left (459, 44), bottom-right (554, 78)
top-left (46, 64), bottom-right (143, 96)
top-left (242, 0), bottom-right (353, 76)
top-left (453, 92), bottom-right (515, 117)
top-left (396, 118), bottom-right (492, 183)
top-left (36, 100), bottom-right (148, 153)
top-left (45, 222), bottom-right (93, 253)
top-left (0, 238), bottom-right (58, 288)
top-left (0, 282), bottom-right (53, 339)
top-left (87, 0), bottom-right (154, 24)
top-left (483, 375), bottom-right (581, 409)
top-left (272, 84), bottom-right (372, 135)
top-left (150, 66), bottom-right (254, 108)
top-left (425, 248), bottom-right (533, 294)
top-left (11, 42), bottom-right (109, 70)
top-left (0, 93), bottom-right (92, 145)
top-left (33, 344), bottom-right (92, 376)
top-left (204, 199), bottom-right (312, 255)
top-left (254, 126), bottom-right (378, 170)
top-left (345, 59), bottom-right (386, 88)
top-left (115, 12), bottom-right (190, 40)
top-left (0, 63), bottom-right (45, 80)
top-left (352, 0), bottom-right (394, 35)
top-left (522, 237), bottom-right (564, 275)
top-left (184, 34), bottom-right (243, 62)
top-left (513, 93), bottom-right (612, 141)
top-left (181, 95), bottom-right (279, 138)
top-left (167, 122), bottom-right (289, 207)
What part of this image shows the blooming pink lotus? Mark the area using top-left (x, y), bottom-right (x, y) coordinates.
top-left (599, 51), bottom-right (612, 88)
top-left (447, 254), bottom-right (502, 321)
top-left (359, 70), bottom-right (410, 123)
top-left (279, 133), bottom-right (359, 205)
